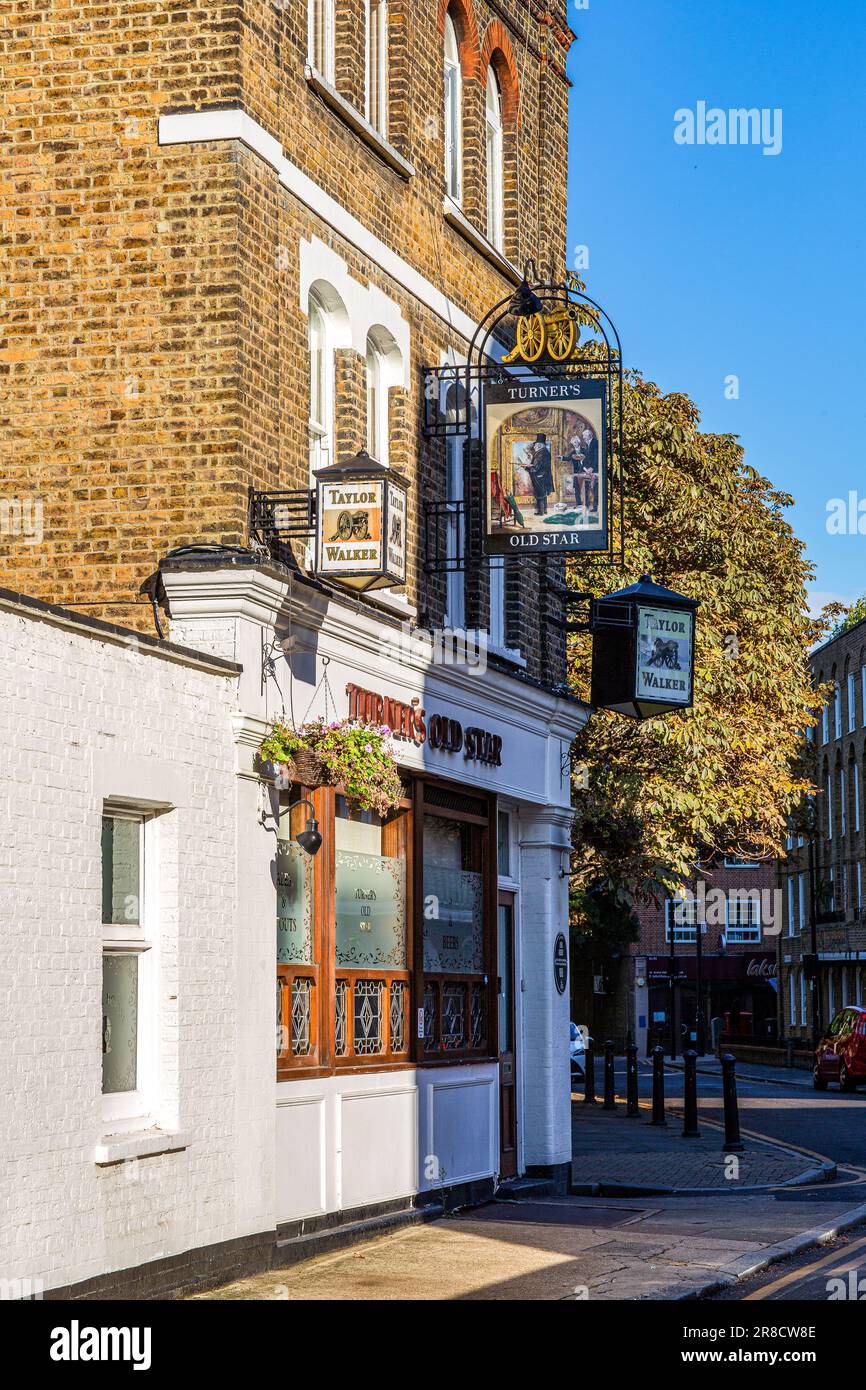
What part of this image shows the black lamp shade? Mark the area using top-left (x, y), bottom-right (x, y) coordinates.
top-left (296, 817), bottom-right (323, 857)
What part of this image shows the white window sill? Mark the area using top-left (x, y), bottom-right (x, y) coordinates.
top-left (487, 643), bottom-right (526, 669)
top-left (305, 67), bottom-right (414, 180)
top-left (442, 197), bottom-right (522, 285)
top-left (366, 589), bottom-right (417, 620)
top-left (93, 1128), bottom-right (189, 1166)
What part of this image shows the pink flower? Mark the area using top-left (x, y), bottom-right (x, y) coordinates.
top-left (364, 743), bottom-right (373, 753)
top-left (381, 726), bottom-right (391, 736)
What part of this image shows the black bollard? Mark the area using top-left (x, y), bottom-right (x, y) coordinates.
top-left (603, 1040), bottom-right (616, 1110)
top-left (681, 1048), bottom-right (699, 1138)
top-left (651, 1045), bottom-right (667, 1126)
top-left (721, 1053), bottom-right (744, 1152)
top-left (583, 1038), bottom-right (597, 1105)
top-left (626, 1042), bottom-right (639, 1117)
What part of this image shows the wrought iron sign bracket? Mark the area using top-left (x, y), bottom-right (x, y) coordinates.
top-left (250, 487), bottom-right (317, 545)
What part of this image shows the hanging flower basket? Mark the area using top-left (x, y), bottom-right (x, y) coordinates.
top-left (257, 718), bottom-right (404, 817)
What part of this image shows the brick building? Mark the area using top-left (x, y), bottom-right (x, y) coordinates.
top-left (779, 620), bottom-right (866, 1054)
top-left (1, 2), bottom-right (588, 1295)
top-left (573, 859), bottom-right (780, 1056)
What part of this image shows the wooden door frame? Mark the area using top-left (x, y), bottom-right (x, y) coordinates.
top-left (497, 888), bottom-right (518, 1178)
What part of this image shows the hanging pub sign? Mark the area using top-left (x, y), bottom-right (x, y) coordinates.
top-left (484, 377), bottom-right (607, 555)
top-left (591, 575), bottom-right (698, 720)
top-left (315, 449), bottom-right (408, 592)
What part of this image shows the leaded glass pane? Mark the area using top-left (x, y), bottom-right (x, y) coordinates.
top-left (277, 803), bottom-right (314, 965)
top-left (471, 983), bottom-right (485, 1050)
top-left (101, 816), bottom-right (141, 925)
top-left (353, 980), bottom-right (384, 1055)
top-left (291, 977), bottom-right (312, 1056)
top-left (389, 980), bottom-right (405, 1052)
top-left (442, 981), bottom-right (466, 1051)
top-left (422, 816), bottom-right (483, 972)
top-left (102, 953), bottom-right (138, 1093)
top-left (335, 979), bottom-right (348, 1056)
top-left (423, 981), bottom-right (438, 1048)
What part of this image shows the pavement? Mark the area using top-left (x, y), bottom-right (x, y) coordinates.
top-left (570, 1095), bottom-right (834, 1195)
top-left (189, 1058), bottom-right (866, 1301)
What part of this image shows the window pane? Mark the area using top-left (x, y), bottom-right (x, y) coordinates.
top-left (101, 816), bottom-right (141, 925)
top-left (335, 798), bottom-right (406, 967)
top-left (354, 979), bottom-right (384, 1055)
top-left (497, 810), bottom-right (510, 877)
top-left (102, 953), bottom-right (138, 1093)
top-left (423, 814), bottom-right (483, 972)
top-left (276, 799), bottom-right (314, 965)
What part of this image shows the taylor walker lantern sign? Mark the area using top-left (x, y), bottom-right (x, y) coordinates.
top-left (315, 449), bottom-right (409, 592)
top-left (485, 378), bottom-right (607, 555)
top-left (591, 575), bottom-right (697, 720)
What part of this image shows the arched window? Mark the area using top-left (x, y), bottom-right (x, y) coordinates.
top-left (367, 0), bottom-right (388, 136)
top-left (834, 680), bottom-right (842, 739)
top-left (444, 12), bottom-right (462, 203)
top-left (365, 333), bottom-right (389, 464)
top-left (308, 291), bottom-right (331, 475)
top-left (485, 66), bottom-right (504, 249)
top-left (848, 666), bottom-right (857, 731)
top-left (309, 0), bottom-right (335, 82)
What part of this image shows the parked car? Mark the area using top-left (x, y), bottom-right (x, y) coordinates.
top-left (813, 1006), bottom-right (866, 1092)
top-left (570, 1021), bottom-right (592, 1081)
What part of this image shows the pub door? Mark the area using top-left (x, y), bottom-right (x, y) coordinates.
top-left (497, 892), bottom-right (517, 1179)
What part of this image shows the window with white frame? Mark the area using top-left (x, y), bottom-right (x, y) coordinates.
top-left (827, 771), bottom-right (834, 840)
top-left (798, 870), bottom-right (806, 927)
top-left (787, 879), bottom-right (795, 936)
top-left (309, 0), bottom-right (335, 82)
top-left (723, 855), bottom-right (760, 868)
top-left (800, 968), bottom-right (807, 1026)
top-left (365, 332), bottom-right (389, 465)
top-left (848, 670), bottom-right (857, 731)
top-left (828, 865), bottom-right (835, 911)
top-left (789, 968), bottom-right (797, 1028)
top-left (725, 893), bottom-right (762, 944)
top-left (840, 765), bottom-right (847, 836)
top-left (444, 12), bottom-right (462, 203)
top-left (858, 861), bottom-right (863, 912)
top-left (366, 0), bottom-right (388, 136)
top-left (666, 895), bottom-right (699, 944)
top-left (101, 810), bottom-right (155, 1125)
top-left (308, 290), bottom-right (331, 478)
top-left (489, 556), bottom-right (506, 650)
top-left (444, 435), bottom-right (465, 629)
top-left (485, 66), bottom-right (504, 250)
top-left (822, 700), bottom-right (829, 745)
top-left (835, 682), bottom-right (842, 739)
top-left (856, 761), bottom-right (862, 834)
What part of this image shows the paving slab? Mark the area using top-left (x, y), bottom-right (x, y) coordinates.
top-left (571, 1099), bottom-right (833, 1194)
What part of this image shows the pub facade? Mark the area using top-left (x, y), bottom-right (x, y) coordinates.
top-left (0, 0), bottom-right (585, 1294)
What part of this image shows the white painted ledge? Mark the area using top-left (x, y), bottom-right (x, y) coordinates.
top-left (305, 67), bottom-right (414, 180)
top-left (93, 1129), bottom-right (189, 1166)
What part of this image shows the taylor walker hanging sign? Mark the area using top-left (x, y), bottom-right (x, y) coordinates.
top-left (635, 606), bottom-right (694, 705)
top-left (485, 377), bottom-right (607, 555)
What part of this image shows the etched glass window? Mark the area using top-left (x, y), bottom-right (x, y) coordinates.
top-left (277, 800), bottom-right (314, 965)
top-left (335, 799), bottom-right (406, 967)
top-left (422, 815), bottom-right (483, 972)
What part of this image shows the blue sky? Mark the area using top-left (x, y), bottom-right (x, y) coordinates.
top-left (565, 0), bottom-right (866, 613)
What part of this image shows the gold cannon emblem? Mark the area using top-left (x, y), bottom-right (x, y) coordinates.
top-left (502, 304), bottom-right (580, 365)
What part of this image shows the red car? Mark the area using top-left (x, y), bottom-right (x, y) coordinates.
top-left (813, 1006), bottom-right (866, 1092)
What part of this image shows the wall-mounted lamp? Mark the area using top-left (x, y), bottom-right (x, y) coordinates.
top-left (290, 796), bottom-right (322, 857)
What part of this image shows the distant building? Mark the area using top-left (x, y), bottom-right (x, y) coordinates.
top-left (779, 619), bottom-right (866, 1050)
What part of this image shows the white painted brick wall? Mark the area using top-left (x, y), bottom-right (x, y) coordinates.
top-left (0, 609), bottom-right (274, 1294)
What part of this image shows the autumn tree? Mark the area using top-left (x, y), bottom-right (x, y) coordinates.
top-left (568, 369), bottom-right (829, 910)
